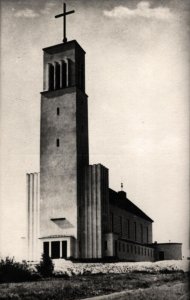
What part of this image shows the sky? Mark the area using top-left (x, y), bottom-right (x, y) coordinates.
top-left (0, 0), bottom-right (189, 259)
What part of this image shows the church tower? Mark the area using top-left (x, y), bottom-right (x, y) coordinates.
top-left (40, 40), bottom-right (89, 259)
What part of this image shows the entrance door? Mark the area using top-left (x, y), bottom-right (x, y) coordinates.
top-left (62, 241), bottom-right (67, 258)
top-left (51, 241), bottom-right (60, 259)
top-left (159, 251), bottom-right (165, 260)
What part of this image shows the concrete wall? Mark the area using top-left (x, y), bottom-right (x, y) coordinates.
top-left (27, 173), bottom-right (40, 261)
top-left (109, 204), bottom-right (152, 245)
top-left (40, 42), bottom-right (89, 259)
top-left (154, 243), bottom-right (182, 260)
top-left (40, 91), bottom-right (78, 240)
top-left (81, 164), bottom-right (109, 259)
top-left (104, 233), bottom-right (154, 261)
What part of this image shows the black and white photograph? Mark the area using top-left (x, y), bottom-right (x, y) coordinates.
top-left (0, 0), bottom-right (189, 299)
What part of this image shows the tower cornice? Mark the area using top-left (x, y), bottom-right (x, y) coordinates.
top-left (42, 40), bottom-right (86, 55)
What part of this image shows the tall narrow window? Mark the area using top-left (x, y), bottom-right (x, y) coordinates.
top-left (127, 219), bottom-right (130, 238)
top-left (68, 59), bottom-right (72, 86)
top-left (55, 62), bottom-right (60, 89)
top-left (134, 222), bottom-right (137, 241)
top-left (140, 224), bottom-right (143, 243)
top-left (43, 242), bottom-right (49, 257)
top-left (56, 139), bottom-right (60, 147)
top-left (119, 216), bottom-right (122, 236)
top-left (51, 241), bottom-right (60, 259)
top-left (62, 61), bottom-right (67, 88)
top-left (48, 63), bottom-right (54, 91)
top-left (104, 241), bottom-right (108, 251)
top-left (146, 227), bottom-right (149, 243)
top-left (57, 107), bottom-right (60, 116)
top-left (110, 212), bottom-right (114, 232)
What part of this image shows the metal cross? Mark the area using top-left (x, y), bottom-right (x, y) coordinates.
top-left (55, 3), bottom-right (75, 43)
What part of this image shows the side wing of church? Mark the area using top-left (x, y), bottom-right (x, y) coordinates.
top-left (26, 15), bottom-right (182, 263)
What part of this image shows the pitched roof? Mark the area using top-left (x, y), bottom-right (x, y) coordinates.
top-left (109, 188), bottom-right (153, 223)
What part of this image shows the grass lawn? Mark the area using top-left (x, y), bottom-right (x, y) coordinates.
top-left (0, 272), bottom-right (189, 300)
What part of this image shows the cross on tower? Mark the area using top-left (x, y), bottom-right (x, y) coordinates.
top-left (55, 3), bottom-right (75, 43)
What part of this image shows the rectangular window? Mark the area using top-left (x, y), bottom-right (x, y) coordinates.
top-left (131, 245), bottom-right (133, 253)
top-left (134, 222), bottom-right (137, 241)
top-left (56, 138), bottom-right (60, 147)
top-left (134, 246), bottom-right (136, 254)
top-left (127, 244), bottom-right (129, 252)
top-left (140, 224), bottom-right (143, 243)
top-left (123, 243), bottom-right (125, 252)
top-left (62, 61), bottom-right (67, 88)
top-left (57, 107), bottom-right (60, 115)
top-left (51, 241), bottom-right (60, 259)
top-left (48, 63), bottom-right (54, 91)
top-left (55, 62), bottom-right (60, 89)
top-left (43, 242), bottom-right (49, 257)
top-left (62, 241), bottom-right (67, 258)
top-left (138, 246), bottom-right (140, 255)
top-left (104, 241), bottom-right (108, 251)
top-left (111, 212), bottom-right (114, 232)
top-left (127, 219), bottom-right (130, 238)
top-left (119, 216), bottom-right (122, 236)
top-left (118, 242), bottom-right (121, 252)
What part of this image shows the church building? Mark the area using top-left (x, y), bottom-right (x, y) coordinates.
top-left (26, 4), bottom-right (182, 262)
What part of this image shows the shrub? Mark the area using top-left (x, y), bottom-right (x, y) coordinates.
top-left (0, 257), bottom-right (38, 283)
top-left (36, 253), bottom-right (54, 277)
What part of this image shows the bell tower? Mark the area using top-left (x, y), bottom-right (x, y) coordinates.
top-left (40, 40), bottom-right (89, 258)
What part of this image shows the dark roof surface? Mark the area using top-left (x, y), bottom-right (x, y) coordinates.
top-left (109, 188), bottom-right (153, 223)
